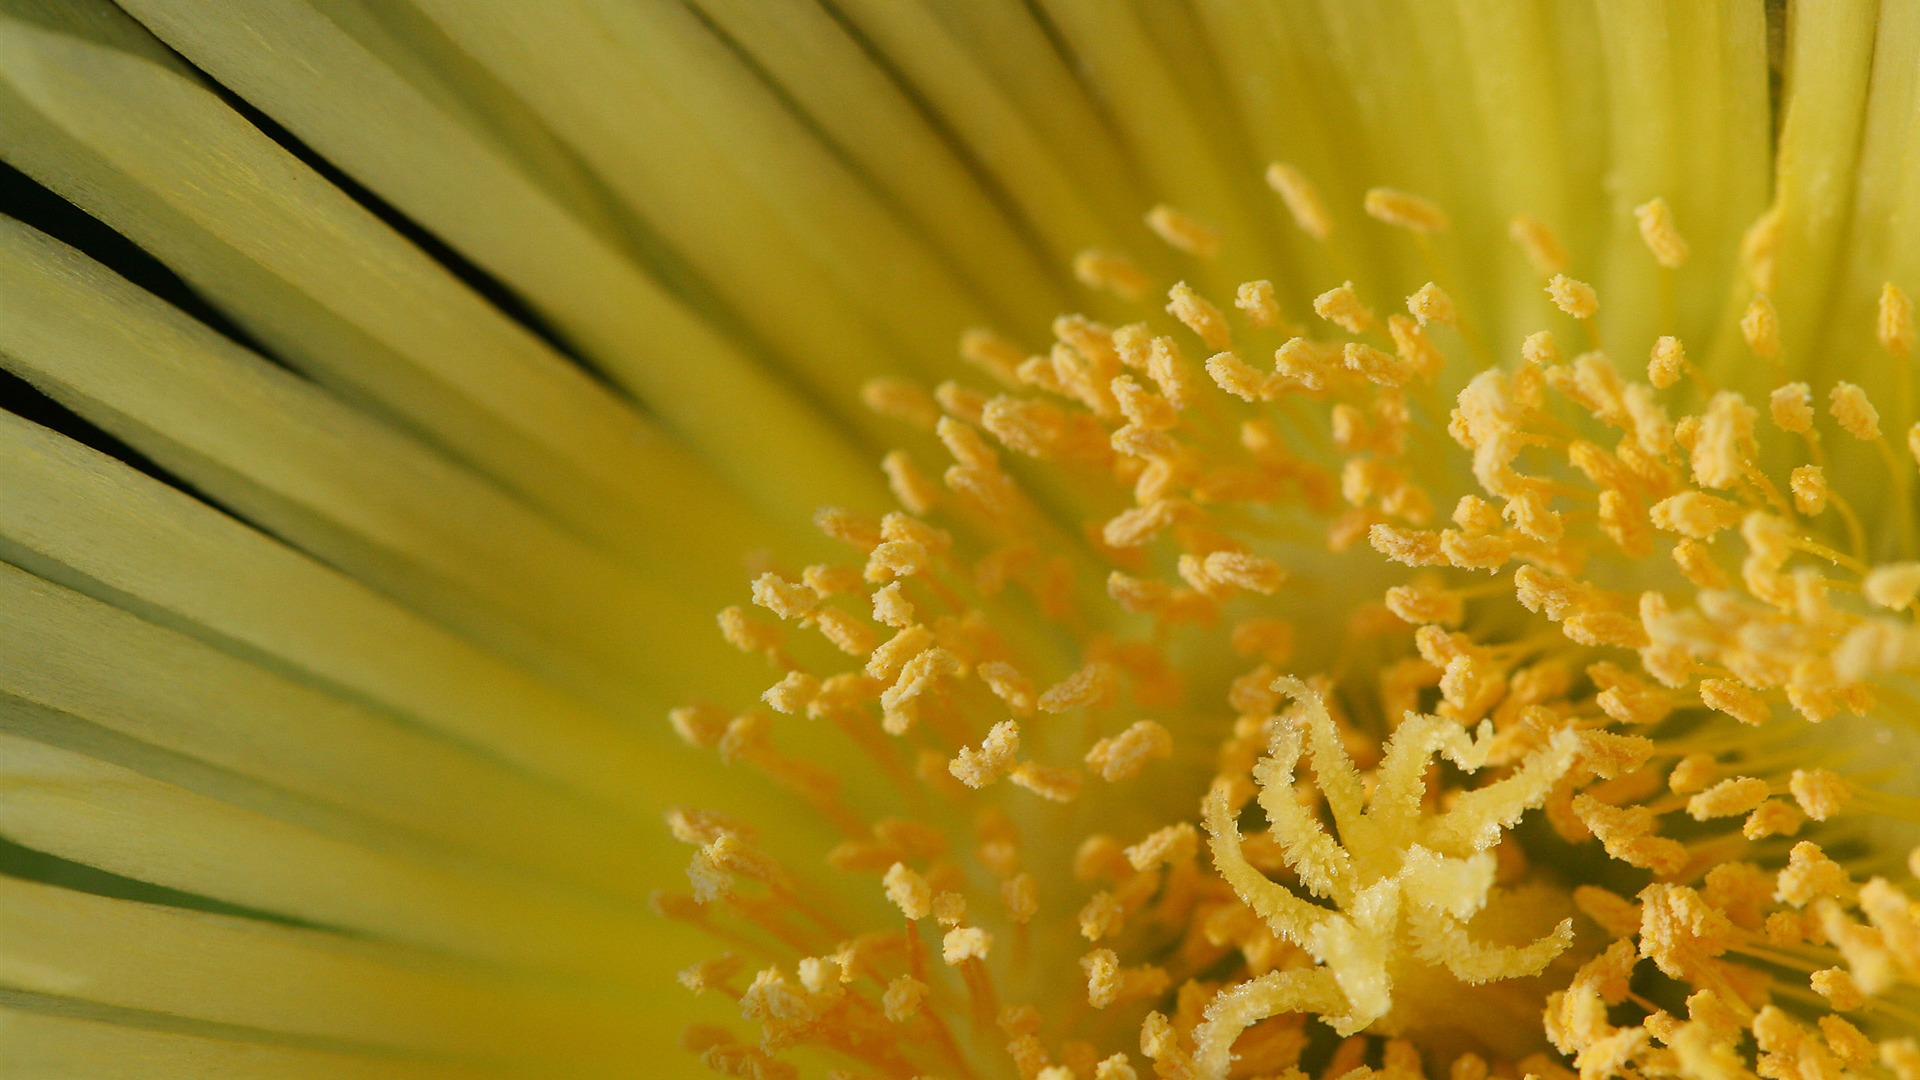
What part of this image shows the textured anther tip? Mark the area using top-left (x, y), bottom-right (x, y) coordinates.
top-left (1741, 294), bottom-right (1781, 360)
top-left (1267, 162), bottom-right (1333, 240)
top-left (1364, 186), bottom-right (1449, 232)
top-left (1146, 204), bottom-right (1222, 258)
top-left (1074, 249), bottom-right (1151, 302)
top-left (1634, 198), bottom-right (1690, 268)
top-left (1880, 282), bottom-right (1914, 355)
top-left (1546, 275), bottom-right (1599, 319)
top-left (1509, 214), bottom-right (1568, 276)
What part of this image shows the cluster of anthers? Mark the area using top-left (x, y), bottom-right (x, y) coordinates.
top-left (661, 164), bottom-right (1920, 1080)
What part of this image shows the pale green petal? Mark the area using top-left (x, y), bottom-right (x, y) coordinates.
top-left (0, 412), bottom-right (712, 820)
top-left (0, 874), bottom-right (661, 1066)
top-left (0, 215), bottom-right (733, 708)
top-left (0, 1007), bottom-right (503, 1080)
top-left (85, 0), bottom-right (885, 527)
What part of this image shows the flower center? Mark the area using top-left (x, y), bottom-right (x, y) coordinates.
top-left (664, 167), bottom-right (1920, 1080)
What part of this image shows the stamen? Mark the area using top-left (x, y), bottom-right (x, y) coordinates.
top-left (1145, 205), bottom-right (1222, 259)
top-left (1510, 215), bottom-right (1569, 277)
top-left (1074, 249), bottom-right (1152, 302)
top-left (1633, 198), bottom-right (1691, 268)
top-left (1364, 186), bottom-right (1449, 233)
top-left (1266, 162), bottom-right (1334, 241)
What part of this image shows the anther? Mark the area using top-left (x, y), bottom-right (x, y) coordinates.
top-left (1880, 282), bottom-right (1914, 356)
top-left (1234, 280), bottom-right (1283, 328)
top-left (1167, 282), bottom-right (1233, 350)
top-left (1407, 282), bottom-right (1457, 327)
top-left (1546, 275), bottom-right (1599, 320)
top-left (1510, 215), bottom-right (1568, 276)
top-left (1074, 249), bottom-right (1152, 301)
top-left (1634, 198), bottom-right (1690, 268)
top-left (1146, 205), bottom-right (1222, 258)
top-left (1830, 382), bottom-right (1881, 439)
top-left (1648, 337), bottom-right (1686, 389)
top-left (1741, 295), bottom-right (1781, 362)
top-left (1266, 163), bottom-right (1333, 240)
top-left (1313, 281), bottom-right (1375, 334)
top-left (1365, 186), bottom-right (1449, 232)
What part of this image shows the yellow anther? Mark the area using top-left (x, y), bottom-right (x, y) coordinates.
top-left (1198, 550), bottom-right (1287, 595)
top-left (678, 954), bottom-right (745, 996)
top-left (1634, 198), bottom-right (1690, 268)
top-left (1079, 890), bottom-right (1125, 940)
top-left (869, 582), bottom-right (913, 629)
top-left (1744, 800), bottom-right (1804, 840)
top-left (1742, 205), bottom-right (1784, 294)
top-left (880, 450), bottom-right (939, 514)
top-left (1167, 281), bottom-right (1233, 350)
top-left (882, 862), bottom-right (932, 920)
top-left (750, 573), bottom-right (819, 621)
top-left (949, 720), bottom-right (1020, 788)
top-left (1685, 776), bottom-right (1769, 821)
top-left (1344, 341), bottom-right (1413, 387)
top-left (1648, 336), bottom-right (1686, 389)
top-left (1523, 330), bottom-right (1561, 367)
top-left (976, 659), bottom-right (1037, 716)
top-left (1002, 873), bottom-right (1038, 924)
top-left (1770, 382), bottom-right (1814, 433)
top-left (1811, 967), bottom-right (1866, 1012)
top-left (1407, 281), bottom-right (1457, 327)
top-left (1103, 500), bottom-right (1183, 548)
top-left (941, 926), bottom-right (992, 964)
top-left (1546, 275), bottom-right (1599, 319)
top-left (1273, 336), bottom-right (1339, 390)
top-left (717, 606), bottom-right (782, 656)
top-left (1777, 841), bottom-right (1853, 907)
top-left (1880, 282), bottom-right (1915, 356)
top-left (1865, 563), bottom-right (1920, 610)
top-left (1670, 539), bottom-right (1728, 591)
top-left (882, 975), bottom-right (927, 1022)
top-left (1650, 491), bottom-right (1743, 539)
top-left (1125, 822), bottom-right (1196, 871)
top-left (1830, 381), bottom-right (1882, 439)
top-left (1145, 204), bottom-right (1223, 258)
top-left (931, 890), bottom-right (967, 927)
top-left (861, 378), bottom-right (939, 429)
top-left (1009, 761), bottom-right (1084, 802)
top-left (958, 327), bottom-right (1026, 385)
top-left (1789, 768), bottom-right (1851, 821)
top-left (1074, 248), bottom-right (1151, 301)
top-left (1039, 661), bottom-right (1120, 713)
top-left (1692, 392), bottom-right (1758, 490)
top-left (1266, 162), bottom-right (1333, 240)
top-left (761, 671), bottom-right (820, 715)
top-left (1206, 350), bottom-right (1273, 403)
top-left (1085, 720), bottom-right (1174, 782)
top-left (1509, 214), bottom-right (1568, 276)
top-left (1364, 186), bottom-right (1449, 232)
top-left (667, 807), bottom-right (755, 847)
top-left (1313, 280), bottom-right (1375, 333)
top-left (1790, 465), bottom-right (1828, 515)
top-left (1668, 754), bottom-right (1717, 796)
top-left (1741, 294), bottom-right (1781, 360)
top-left (1699, 678), bottom-right (1768, 726)
top-left (1387, 314), bottom-right (1443, 378)
top-left (668, 703), bottom-right (731, 750)
top-left (1234, 279), bottom-right (1283, 328)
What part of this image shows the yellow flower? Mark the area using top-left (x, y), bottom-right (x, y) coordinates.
top-left (4, 3), bottom-right (1920, 1079)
